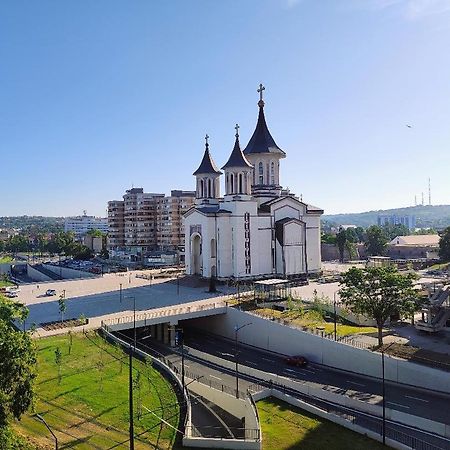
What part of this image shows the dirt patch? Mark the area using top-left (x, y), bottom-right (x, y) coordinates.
top-left (379, 342), bottom-right (450, 372)
top-left (40, 318), bottom-right (88, 331)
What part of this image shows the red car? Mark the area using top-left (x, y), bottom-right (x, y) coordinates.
top-left (284, 355), bottom-right (308, 367)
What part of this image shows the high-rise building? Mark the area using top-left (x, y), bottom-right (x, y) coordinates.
top-left (107, 188), bottom-right (195, 258)
top-left (377, 214), bottom-right (416, 230)
top-left (64, 213), bottom-right (108, 239)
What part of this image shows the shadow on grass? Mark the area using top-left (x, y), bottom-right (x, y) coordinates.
top-left (259, 397), bottom-right (386, 450)
top-left (59, 435), bottom-right (95, 449)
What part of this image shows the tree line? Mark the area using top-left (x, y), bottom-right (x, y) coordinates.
top-left (0, 231), bottom-right (102, 260)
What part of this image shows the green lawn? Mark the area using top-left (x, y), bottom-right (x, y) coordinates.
top-left (0, 255), bottom-right (13, 263)
top-left (13, 332), bottom-right (180, 450)
top-left (255, 308), bottom-right (378, 337)
top-left (257, 397), bottom-right (386, 450)
top-left (0, 280), bottom-right (14, 288)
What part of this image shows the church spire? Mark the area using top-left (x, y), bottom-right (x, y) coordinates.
top-left (243, 83), bottom-right (285, 157)
top-left (193, 134), bottom-right (222, 175)
top-left (222, 124), bottom-right (253, 169)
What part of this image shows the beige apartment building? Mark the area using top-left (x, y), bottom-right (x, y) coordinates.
top-left (107, 188), bottom-right (195, 259)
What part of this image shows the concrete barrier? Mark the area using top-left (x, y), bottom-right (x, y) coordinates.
top-left (187, 308), bottom-right (450, 394)
top-left (42, 264), bottom-right (97, 280)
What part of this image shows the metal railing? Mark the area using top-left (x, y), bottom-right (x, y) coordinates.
top-left (102, 300), bottom-right (228, 328)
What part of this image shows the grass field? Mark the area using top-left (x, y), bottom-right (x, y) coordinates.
top-left (0, 255), bottom-right (13, 263)
top-left (254, 308), bottom-right (378, 337)
top-left (0, 280), bottom-right (14, 288)
top-left (257, 397), bottom-right (386, 450)
top-left (13, 332), bottom-right (180, 449)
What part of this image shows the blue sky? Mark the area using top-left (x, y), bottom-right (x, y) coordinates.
top-left (1, 0), bottom-right (449, 216)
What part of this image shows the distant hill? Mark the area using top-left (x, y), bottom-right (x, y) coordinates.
top-left (0, 216), bottom-right (64, 233)
top-left (323, 205), bottom-right (450, 230)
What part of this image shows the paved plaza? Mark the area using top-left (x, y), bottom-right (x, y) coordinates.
top-left (17, 271), bottom-right (235, 333)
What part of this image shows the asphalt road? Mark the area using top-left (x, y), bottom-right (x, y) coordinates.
top-left (115, 328), bottom-right (450, 449)
top-left (182, 327), bottom-right (450, 426)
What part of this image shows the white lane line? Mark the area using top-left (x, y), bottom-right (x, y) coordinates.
top-left (405, 395), bottom-right (429, 403)
top-left (284, 368), bottom-right (295, 373)
top-left (210, 375), bottom-right (222, 380)
top-left (262, 357), bottom-right (275, 362)
top-left (387, 401), bottom-right (410, 409)
top-left (299, 368), bottom-right (316, 374)
top-left (347, 381), bottom-right (366, 387)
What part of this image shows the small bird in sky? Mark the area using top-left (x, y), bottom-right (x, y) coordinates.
top-left (406, 124), bottom-right (412, 128)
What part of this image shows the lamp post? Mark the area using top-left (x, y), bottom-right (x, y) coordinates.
top-left (234, 322), bottom-right (252, 398)
top-left (124, 296), bottom-right (136, 349)
top-left (119, 283), bottom-right (123, 303)
top-left (382, 341), bottom-right (395, 445)
top-left (333, 291), bottom-right (337, 341)
top-left (129, 343), bottom-right (135, 450)
top-left (36, 414), bottom-right (58, 449)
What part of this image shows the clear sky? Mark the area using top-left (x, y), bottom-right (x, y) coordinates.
top-left (1, 0), bottom-right (449, 217)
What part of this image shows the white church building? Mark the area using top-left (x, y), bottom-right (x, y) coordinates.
top-left (184, 85), bottom-right (323, 280)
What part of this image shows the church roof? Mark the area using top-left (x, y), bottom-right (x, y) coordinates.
top-left (243, 94), bottom-right (285, 157)
top-left (221, 127), bottom-right (253, 170)
top-left (193, 138), bottom-right (222, 175)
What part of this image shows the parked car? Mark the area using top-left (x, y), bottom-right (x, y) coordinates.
top-left (6, 291), bottom-right (18, 298)
top-left (45, 289), bottom-right (57, 296)
top-left (284, 355), bottom-right (308, 367)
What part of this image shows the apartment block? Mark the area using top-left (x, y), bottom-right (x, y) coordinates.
top-left (107, 188), bottom-right (195, 258)
top-left (64, 213), bottom-right (109, 238)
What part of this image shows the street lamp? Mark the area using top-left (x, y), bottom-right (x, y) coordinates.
top-left (35, 414), bottom-right (58, 449)
top-left (234, 322), bottom-right (252, 398)
top-left (382, 341), bottom-right (395, 445)
top-left (333, 291), bottom-right (338, 341)
top-left (169, 325), bottom-right (185, 390)
top-left (124, 295), bottom-right (136, 349)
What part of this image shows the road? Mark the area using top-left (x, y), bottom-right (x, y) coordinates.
top-left (182, 328), bottom-right (450, 425)
top-left (115, 328), bottom-right (450, 449)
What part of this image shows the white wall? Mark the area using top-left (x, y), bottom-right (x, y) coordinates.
top-left (26, 265), bottom-right (53, 282)
top-left (42, 264), bottom-right (97, 280)
top-left (188, 308), bottom-right (450, 395)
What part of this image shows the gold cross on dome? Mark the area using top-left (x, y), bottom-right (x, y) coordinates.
top-left (257, 83), bottom-right (265, 101)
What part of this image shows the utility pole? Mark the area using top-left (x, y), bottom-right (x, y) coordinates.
top-left (382, 342), bottom-right (395, 445)
top-left (234, 323), bottom-right (252, 398)
top-left (129, 346), bottom-right (135, 450)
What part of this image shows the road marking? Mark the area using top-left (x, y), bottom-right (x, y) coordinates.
top-left (387, 401), bottom-right (410, 409)
top-left (347, 381), bottom-right (366, 387)
top-left (405, 395), bottom-right (428, 403)
top-left (298, 368), bottom-right (316, 374)
top-left (262, 357), bottom-right (274, 362)
top-left (284, 368), bottom-right (295, 373)
top-left (210, 375), bottom-right (222, 380)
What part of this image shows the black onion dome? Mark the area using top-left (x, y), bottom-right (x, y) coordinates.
top-left (193, 142), bottom-right (222, 175)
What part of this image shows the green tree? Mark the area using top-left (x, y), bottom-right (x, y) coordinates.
top-left (365, 225), bottom-right (388, 256)
top-left (355, 226), bottom-right (366, 243)
top-left (336, 229), bottom-right (347, 263)
top-left (339, 266), bottom-right (418, 346)
top-left (58, 296), bottom-right (66, 323)
top-left (382, 223), bottom-right (409, 240)
top-left (439, 227), bottom-right (450, 262)
top-left (0, 297), bottom-right (37, 427)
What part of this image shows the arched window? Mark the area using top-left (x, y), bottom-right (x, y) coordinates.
top-left (258, 162), bottom-right (264, 185)
top-left (208, 178), bottom-right (212, 198)
top-left (230, 173), bottom-right (234, 194)
top-left (271, 161), bottom-right (275, 185)
top-left (226, 174), bottom-right (229, 193)
top-left (200, 179), bottom-right (204, 198)
top-left (239, 173), bottom-right (243, 193)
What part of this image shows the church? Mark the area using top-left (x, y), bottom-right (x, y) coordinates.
top-left (184, 85), bottom-right (323, 280)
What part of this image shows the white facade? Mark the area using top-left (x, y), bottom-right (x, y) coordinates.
top-left (184, 88), bottom-right (323, 280)
top-left (64, 214), bottom-right (108, 238)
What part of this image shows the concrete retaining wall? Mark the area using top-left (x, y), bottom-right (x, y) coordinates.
top-left (26, 265), bottom-right (53, 282)
top-left (187, 380), bottom-right (260, 440)
top-left (187, 307), bottom-right (450, 395)
top-left (42, 264), bottom-right (97, 280)
top-left (256, 389), bottom-right (410, 450)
